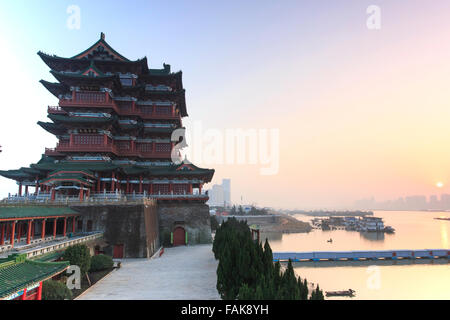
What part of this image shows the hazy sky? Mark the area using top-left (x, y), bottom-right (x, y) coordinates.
top-left (1, 0), bottom-right (450, 209)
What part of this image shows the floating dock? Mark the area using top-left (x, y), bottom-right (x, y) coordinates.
top-left (273, 249), bottom-right (450, 262)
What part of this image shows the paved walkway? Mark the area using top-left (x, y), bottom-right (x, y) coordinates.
top-left (78, 245), bottom-right (220, 300)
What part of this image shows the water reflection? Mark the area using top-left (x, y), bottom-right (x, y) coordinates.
top-left (264, 211), bottom-right (450, 299)
top-left (359, 231), bottom-right (385, 241)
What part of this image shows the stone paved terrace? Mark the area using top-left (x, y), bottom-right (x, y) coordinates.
top-left (78, 245), bottom-right (220, 300)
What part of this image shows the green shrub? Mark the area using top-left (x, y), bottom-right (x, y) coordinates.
top-left (90, 254), bottom-right (114, 272)
top-left (42, 280), bottom-right (72, 300)
top-left (63, 244), bottom-right (91, 275)
top-left (210, 215), bottom-right (220, 231)
top-left (161, 230), bottom-right (171, 247)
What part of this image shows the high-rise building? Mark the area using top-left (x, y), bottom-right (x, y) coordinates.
top-left (222, 179), bottom-right (231, 206)
top-left (207, 179), bottom-right (231, 207)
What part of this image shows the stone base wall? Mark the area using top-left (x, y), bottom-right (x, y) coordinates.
top-left (70, 201), bottom-right (212, 257)
top-left (157, 203), bottom-right (212, 246)
top-left (71, 202), bottom-right (159, 258)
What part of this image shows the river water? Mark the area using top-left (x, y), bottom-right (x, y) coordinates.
top-left (262, 211), bottom-right (450, 300)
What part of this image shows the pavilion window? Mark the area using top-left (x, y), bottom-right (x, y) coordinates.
top-left (155, 143), bottom-right (171, 153)
top-left (153, 184), bottom-right (169, 194)
top-left (155, 106), bottom-right (170, 115)
top-left (73, 134), bottom-right (103, 145)
top-left (173, 184), bottom-right (189, 194)
top-left (137, 143), bottom-right (152, 152)
top-left (75, 91), bottom-right (106, 103)
top-left (139, 106), bottom-right (152, 114)
top-left (116, 101), bottom-right (132, 111)
top-left (116, 141), bottom-right (131, 150)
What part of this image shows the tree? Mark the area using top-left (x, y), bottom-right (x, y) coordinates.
top-left (212, 217), bottom-right (324, 300)
top-left (42, 280), bottom-right (72, 300)
top-left (63, 244), bottom-right (92, 285)
top-left (63, 244), bottom-right (91, 275)
top-left (210, 215), bottom-right (220, 231)
top-left (90, 254), bottom-right (113, 272)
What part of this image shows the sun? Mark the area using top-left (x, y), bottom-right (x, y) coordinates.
top-left (436, 182), bottom-right (444, 188)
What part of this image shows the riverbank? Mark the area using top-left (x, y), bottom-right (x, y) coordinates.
top-left (259, 213), bottom-right (312, 233)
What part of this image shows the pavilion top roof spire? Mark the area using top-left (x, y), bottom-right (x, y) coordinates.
top-left (71, 32), bottom-right (130, 62)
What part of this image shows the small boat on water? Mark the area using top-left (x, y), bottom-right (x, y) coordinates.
top-left (434, 217), bottom-right (450, 221)
top-left (325, 289), bottom-right (355, 297)
top-left (384, 226), bottom-right (395, 234)
top-left (327, 238), bottom-right (333, 243)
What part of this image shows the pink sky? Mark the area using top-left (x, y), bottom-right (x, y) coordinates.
top-left (1, 1), bottom-right (450, 209)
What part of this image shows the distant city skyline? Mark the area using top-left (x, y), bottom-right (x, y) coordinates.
top-left (355, 193), bottom-right (450, 211)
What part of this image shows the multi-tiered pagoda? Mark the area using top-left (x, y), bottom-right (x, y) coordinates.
top-left (0, 33), bottom-right (214, 203)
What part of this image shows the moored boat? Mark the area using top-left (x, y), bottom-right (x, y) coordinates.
top-left (325, 289), bottom-right (355, 297)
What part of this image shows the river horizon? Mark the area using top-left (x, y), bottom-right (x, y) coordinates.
top-left (262, 210), bottom-right (450, 300)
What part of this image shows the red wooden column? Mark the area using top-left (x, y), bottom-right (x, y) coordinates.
top-left (126, 179), bottom-right (130, 194)
top-left (189, 184), bottom-right (193, 194)
top-left (10, 221), bottom-right (16, 247)
top-left (36, 282), bottom-right (43, 300)
top-left (72, 216), bottom-right (76, 233)
top-left (41, 219), bottom-right (46, 240)
top-left (26, 219), bottom-right (33, 244)
top-left (79, 186), bottom-right (84, 201)
top-left (21, 288), bottom-right (27, 300)
top-left (51, 187), bottom-right (56, 201)
top-left (31, 221), bottom-right (35, 240)
top-left (139, 176), bottom-right (143, 193)
top-left (199, 184), bottom-right (203, 194)
top-left (17, 222), bottom-right (22, 242)
top-left (53, 218), bottom-right (57, 239)
top-left (149, 183), bottom-right (153, 195)
top-left (97, 176), bottom-right (101, 193)
top-left (63, 217), bottom-right (67, 237)
top-left (111, 172), bottom-right (115, 192)
top-left (0, 223), bottom-right (4, 245)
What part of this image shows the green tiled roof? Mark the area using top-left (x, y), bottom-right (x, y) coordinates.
top-left (40, 174), bottom-right (94, 186)
top-left (0, 254), bottom-right (69, 298)
top-left (48, 113), bottom-right (117, 124)
top-left (0, 206), bottom-right (78, 220)
top-left (31, 251), bottom-right (64, 263)
top-left (1, 156), bottom-right (215, 184)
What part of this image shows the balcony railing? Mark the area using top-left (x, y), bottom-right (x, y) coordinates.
top-left (55, 143), bottom-right (119, 155)
top-left (57, 92), bottom-right (182, 122)
top-left (46, 144), bottom-right (172, 159)
top-left (44, 148), bottom-right (64, 156)
top-left (48, 106), bottom-right (67, 114)
top-left (2, 191), bottom-right (209, 204)
top-left (59, 91), bottom-right (116, 109)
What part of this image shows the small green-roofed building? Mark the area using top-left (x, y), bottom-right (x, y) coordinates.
top-left (0, 206), bottom-right (78, 221)
top-left (0, 254), bottom-right (69, 300)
